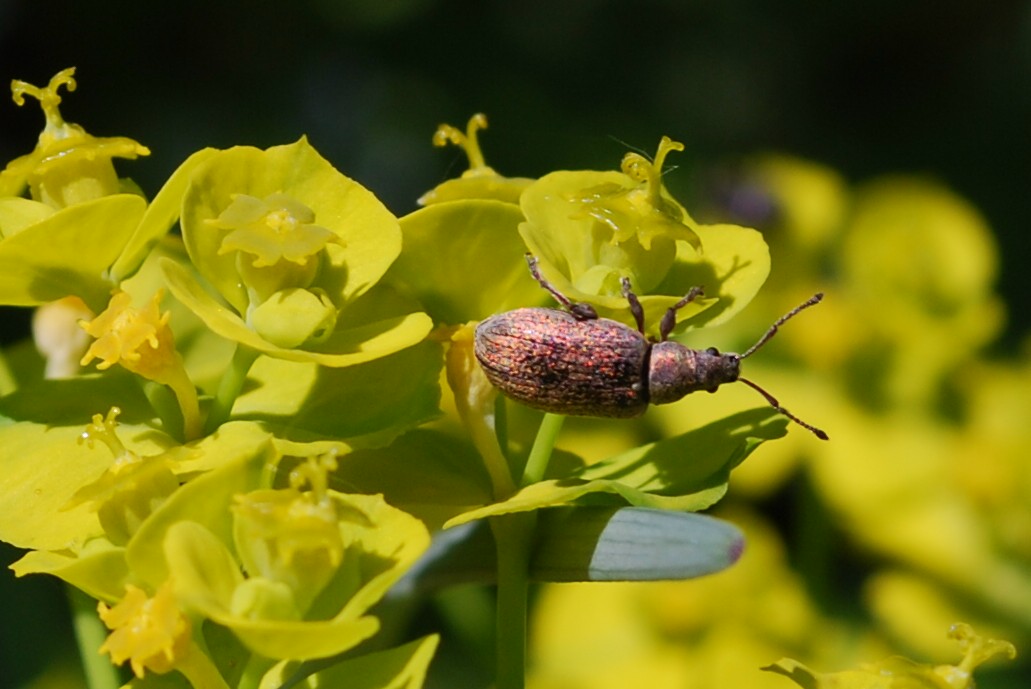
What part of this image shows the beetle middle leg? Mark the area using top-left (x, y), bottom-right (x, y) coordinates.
top-left (658, 286), bottom-right (705, 341)
top-left (525, 253), bottom-right (598, 320)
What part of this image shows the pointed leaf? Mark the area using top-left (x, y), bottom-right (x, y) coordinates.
top-left (446, 408), bottom-right (786, 526)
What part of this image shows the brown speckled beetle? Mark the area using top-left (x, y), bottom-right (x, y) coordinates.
top-left (474, 254), bottom-right (828, 439)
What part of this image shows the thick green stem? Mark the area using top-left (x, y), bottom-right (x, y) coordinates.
top-left (489, 412), bottom-right (567, 689)
top-left (491, 512), bottom-right (536, 689)
top-left (68, 586), bottom-right (121, 689)
top-left (521, 413), bottom-right (565, 486)
top-left (204, 346), bottom-right (259, 434)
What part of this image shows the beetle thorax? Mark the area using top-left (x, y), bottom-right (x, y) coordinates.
top-left (648, 342), bottom-right (742, 405)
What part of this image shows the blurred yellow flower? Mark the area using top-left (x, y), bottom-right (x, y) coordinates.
top-left (98, 582), bottom-right (190, 678)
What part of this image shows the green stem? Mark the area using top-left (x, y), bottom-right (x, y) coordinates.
top-left (520, 413), bottom-right (566, 486)
top-left (204, 346), bottom-right (259, 434)
top-left (176, 641), bottom-right (232, 689)
top-left (494, 395), bottom-right (509, 470)
top-left (489, 412), bottom-right (566, 689)
top-left (142, 380), bottom-right (183, 440)
top-left (467, 402), bottom-right (517, 500)
top-left (68, 586), bottom-right (121, 689)
top-left (491, 512), bottom-right (536, 689)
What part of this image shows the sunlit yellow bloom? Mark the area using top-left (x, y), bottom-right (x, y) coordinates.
top-left (98, 582), bottom-right (191, 678)
top-left (1, 67), bottom-right (149, 207)
top-left (81, 290), bottom-right (173, 377)
top-left (80, 291), bottom-right (201, 439)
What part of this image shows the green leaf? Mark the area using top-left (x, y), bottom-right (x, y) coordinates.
top-left (520, 170), bottom-right (698, 294)
top-left (446, 408), bottom-right (786, 526)
top-left (386, 507), bottom-right (744, 592)
top-left (232, 340), bottom-right (443, 446)
top-left (391, 200), bottom-right (542, 323)
top-left (0, 194), bottom-right (145, 308)
top-left (125, 429), bottom-right (274, 587)
top-left (532, 507), bottom-right (744, 581)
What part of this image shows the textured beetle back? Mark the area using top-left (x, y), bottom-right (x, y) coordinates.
top-left (474, 308), bottom-right (650, 417)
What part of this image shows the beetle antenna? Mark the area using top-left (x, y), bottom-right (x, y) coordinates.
top-left (741, 293), bottom-right (824, 360)
top-left (738, 377), bottom-right (829, 440)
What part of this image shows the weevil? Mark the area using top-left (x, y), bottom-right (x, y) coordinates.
top-left (474, 254), bottom-right (828, 439)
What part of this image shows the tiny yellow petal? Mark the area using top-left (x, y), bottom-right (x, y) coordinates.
top-left (98, 582), bottom-right (191, 678)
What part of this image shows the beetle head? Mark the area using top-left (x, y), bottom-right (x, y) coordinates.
top-left (648, 343), bottom-right (741, 405)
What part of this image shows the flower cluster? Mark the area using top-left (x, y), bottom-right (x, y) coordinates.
top-left (0, 73), bottom-right (1020, 689)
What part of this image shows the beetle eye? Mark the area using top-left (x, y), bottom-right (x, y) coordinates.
top-left (705, 347), bottom-right (720, 355)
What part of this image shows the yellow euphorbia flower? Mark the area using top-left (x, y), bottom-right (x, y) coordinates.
top-left (1, 67), bottom-right (150, 207)
top-left (213, 192), bottom-right (342, 300)
top-left (98, 582), bottom-right (191, 678)
top-left (232, 453), bottom-right (347, 614)
top-left (418, 113), bottom-right (533, 205)
top-left (80, 290), bottom-right (201, 439)
top-left (64, 408), bottom-right (178, 545)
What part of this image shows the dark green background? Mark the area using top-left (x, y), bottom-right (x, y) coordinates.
top-left (1, 2), bottom-right (1029, 687)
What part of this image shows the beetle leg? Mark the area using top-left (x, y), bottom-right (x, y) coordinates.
top-left (620, 277), bottom-right (646, 335)
top-left (659, 286), bottom-right (705, 341)
top-left (525, 253), bottom-right (598, 320)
